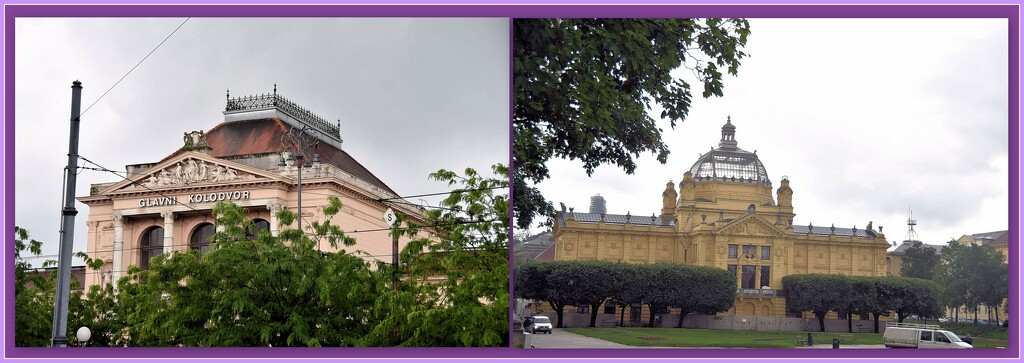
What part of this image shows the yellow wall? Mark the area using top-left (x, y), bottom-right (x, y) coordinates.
top-left (552, 173), bottom-right (891, 319)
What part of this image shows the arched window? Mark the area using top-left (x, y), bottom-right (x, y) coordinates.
top-left (190, 223), bottom-right (216, 254)
top-left (140, 227), bottom-right (164, 269)
top-left (247, 218), bottom-right (271, 239)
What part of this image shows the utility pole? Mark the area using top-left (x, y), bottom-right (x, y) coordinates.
top-left (382, 208), bottom-right (398, 291)
top-left (51, 80), bottom-right (82, 347)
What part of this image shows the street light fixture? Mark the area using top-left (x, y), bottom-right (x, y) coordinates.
top-left (75, 326), bottom-right (91, 347)
top-left (280, 125), bottom-right (321, 248)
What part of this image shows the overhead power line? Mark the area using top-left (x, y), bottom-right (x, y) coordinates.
top-left (81, 18), bottom-right (190, 116)
top-left (375, 186), bottom-right (507, 202)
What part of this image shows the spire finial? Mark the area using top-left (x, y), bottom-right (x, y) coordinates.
top-left (719, 115), bottom-right (738, 149)
top-left (226, 89), bottom-right (230, 100)
top-left (273, 83), bottom-right (277, 96)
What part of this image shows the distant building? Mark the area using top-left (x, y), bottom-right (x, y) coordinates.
top-left (513, 232), bottom-right (555, 264)
top-left (78, 89), bottom-right (426, 289)
top-left (27, 266), bottom-right (87, 293)
top-left (589, 195), bottom-right (607, 215)
top-left (550, 117), bottom-right (890, 327)
top-left (885, 214), bottom-right (944, 276)
top-left (957, 230), bottom-right (1008, 262)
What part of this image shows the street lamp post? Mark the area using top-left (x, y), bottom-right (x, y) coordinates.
top-left (280, 125), bottom-right (321, 247)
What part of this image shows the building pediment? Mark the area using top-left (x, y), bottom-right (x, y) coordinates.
top-left (100, 152), bottom-right (282, 195)
top-left (715, 213), bottom-right (787, 237)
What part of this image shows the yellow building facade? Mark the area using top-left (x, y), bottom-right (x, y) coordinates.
top-left (552, 118), bottom-right (891, 320)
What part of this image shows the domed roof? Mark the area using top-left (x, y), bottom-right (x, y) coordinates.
top-left (688, 117), bottom-right (771, 185)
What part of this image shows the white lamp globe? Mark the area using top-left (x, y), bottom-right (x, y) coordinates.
top-left (76, 326), bottom-right (91, 344)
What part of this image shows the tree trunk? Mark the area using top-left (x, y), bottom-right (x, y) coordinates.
top-left (995, 306), bottom-right (1000, 326)
top-left (589, 303), bottom-right (600, 328)
top-left (548, 301), bottom-right (566, 328)
top-left (872, 312), bottom-right (880, 333)
top-left (973, 308), bottom-right (977, 324)
top-left (647, 304), bottom-right (657, 327)
top-left (677, 310), bottom-right (688, 328)
top-left (816, 311), bottom-right (826, 332)
top-left (897, 311), bottom-right (906, 323)
top-left (847, 312), bottom-right (853, 333)
top-left (619, 304), bottom-right (626, 327)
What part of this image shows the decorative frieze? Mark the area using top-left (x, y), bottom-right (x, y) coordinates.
top-left (137, 157), bottom-right (256, 189)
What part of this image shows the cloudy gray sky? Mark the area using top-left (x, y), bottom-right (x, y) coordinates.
top-left (14, 18), bottom-right (509, 264)
top-left (534, 18), bottom-right (1009, 248)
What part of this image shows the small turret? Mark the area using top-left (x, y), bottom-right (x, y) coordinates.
top-left (661, 181), bottom-right (677, 218)
top-left (776, 176), bottom-right (793, 207)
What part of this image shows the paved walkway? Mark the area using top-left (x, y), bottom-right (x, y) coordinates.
top-left (524, 328), bottom-right (633, 349)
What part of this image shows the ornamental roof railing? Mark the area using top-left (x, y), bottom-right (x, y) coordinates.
top-left (226, 90), bottom-right (341, 140)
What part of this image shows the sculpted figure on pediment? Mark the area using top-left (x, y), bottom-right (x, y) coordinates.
top-left (131, 158), bottom-right (255, 190)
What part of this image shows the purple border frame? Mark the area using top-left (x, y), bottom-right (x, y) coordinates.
top-left (4, 3), bottom-right (1019, 361)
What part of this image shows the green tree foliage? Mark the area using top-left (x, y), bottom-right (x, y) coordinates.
top-left (512, 18), bottom-right (751, 229)
top-left (17, 166), bottom-right (509, 348)
top-left (936, 240), bottom-right (1007, 324)
top-left (936, 240), bottom-right (969, 320)
top-left (118, 199), bottom-right (379, 347)
top-left (639, 264), bottom-right (677, 328)
top-left (362, 165), bottom-right (510, 347)
top-left (608, 263), bottom-right (644, 327)
top-left (514, 261), bottom-right (735, 329)
top-left (66, 252), bottom-right (124, 347)
top-left (876, 276), bottom-right (942, 323)
top-left (782, 274), bottom-right (850, 332)
top-left (677, 266), bottom-right (736, 328)
top-left (14, 227), bottom-right (54, 347)
top-left (13, 228), bottom-right (97, 347)
top-left (785, 274), bottom-right (942, 329)
top-left (842, 276), bottom-right (878, 333)
top-left (901, 242), bottom-right (940, 280)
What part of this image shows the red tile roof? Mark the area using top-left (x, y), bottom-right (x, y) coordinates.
top-left (193, 118), bottom-right (397, 195)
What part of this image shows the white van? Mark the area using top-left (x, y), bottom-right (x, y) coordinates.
top-left (883, 322), bottom-right (973, 348)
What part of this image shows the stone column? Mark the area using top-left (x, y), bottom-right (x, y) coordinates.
top-left (112, 213), bottom-right (123, 284)
top-left (267, 202), bottom-right (284, 236)
top-left (161, 211), bottom-right (174, 254)
top-left (754, 264), bottom-right (761, 289)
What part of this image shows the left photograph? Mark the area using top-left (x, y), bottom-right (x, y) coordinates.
top-left (14, 18), bottom-right (509, 347)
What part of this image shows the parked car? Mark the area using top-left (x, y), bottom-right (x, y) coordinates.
top-left (526, 315), bottom-right (553, 334)
top-left (883, 323), bottom-right (972, 349)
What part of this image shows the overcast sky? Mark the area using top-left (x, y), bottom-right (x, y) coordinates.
top-left (534, 18), bottom-right (1009, 248)
top-left (14, 18), bottom-right (509, 265)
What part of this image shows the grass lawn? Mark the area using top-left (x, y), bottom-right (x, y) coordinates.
top-left (564, 326), bottom-right (1009, 348)
top-left (563, 327), bottom-right (883, 348)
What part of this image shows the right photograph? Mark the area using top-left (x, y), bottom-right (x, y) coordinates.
top-left (512, 18), bottom-right (1009, 349)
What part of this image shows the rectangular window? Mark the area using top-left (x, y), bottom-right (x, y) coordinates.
top-left (604, 301), bottom-right (616, 315)
top-left (728, 264), bottom-right (737, 276)
top-left (728, 244), bottom-right (738, 259)
top-left (742, 245), bottom-right (756, 258)
top-left (576, 305), bottom-right (589, 314)
top-left (741, 265), bottom-right (756, 289)
top-left (920, 331), bottom-right (932, 341)
top-left (760, 266), bottom-right (771, 288)
top-left (761, 246), bottom-right (771, 260)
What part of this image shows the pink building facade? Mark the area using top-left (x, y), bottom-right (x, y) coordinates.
top-left (77, 92), bottom-right (426, 288)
